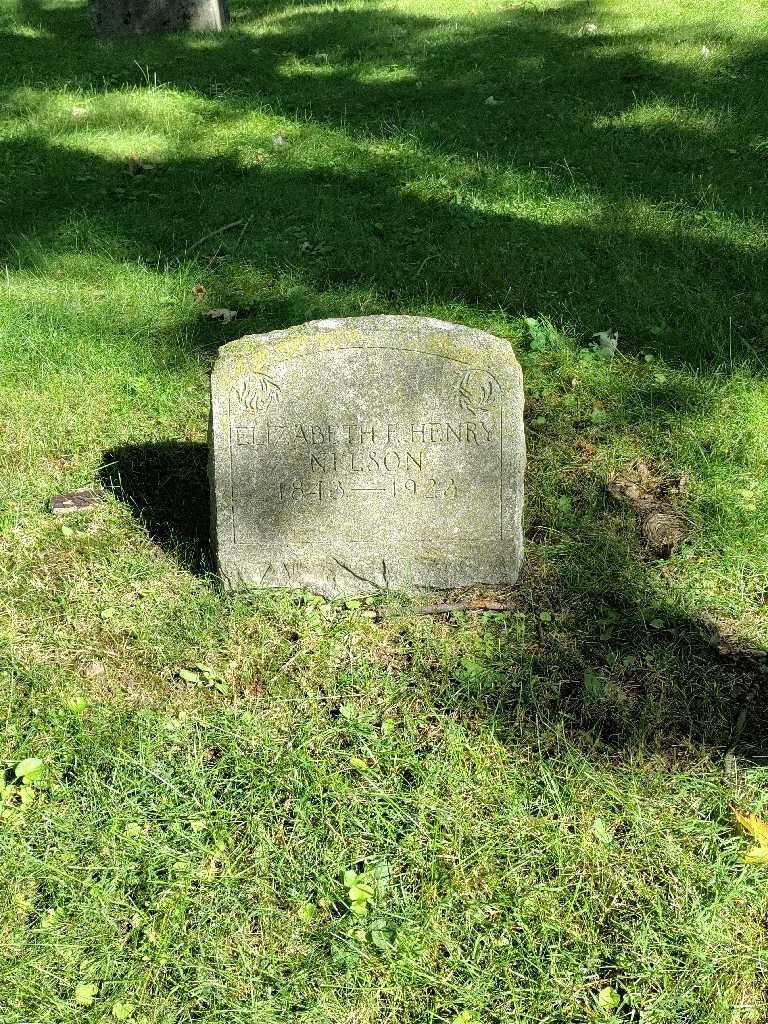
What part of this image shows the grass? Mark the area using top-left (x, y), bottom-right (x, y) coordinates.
top-left (1, 0), bottom-right (768, 1021)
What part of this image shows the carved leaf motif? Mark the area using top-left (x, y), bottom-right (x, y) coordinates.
top-left (234, 374), bottom-right (281, 412)
top-left (457, 371), bottom-right (495, 415)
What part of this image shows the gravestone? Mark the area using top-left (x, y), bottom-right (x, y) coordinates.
top-left (209, 316), bottom-right (525, 597)
top-left (90, 0), bottom-right (228, 36)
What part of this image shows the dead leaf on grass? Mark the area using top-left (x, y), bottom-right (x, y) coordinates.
top-left (204, 308), bottom-right (238, 323)
top-left (592, 329), bottom-right (619, 358)
top-left (126, 155), bottom-right (157, 175)
top-left (733, 807), bottom-right (768, 864)
top-left (301, 240), bottom-right (332, 256)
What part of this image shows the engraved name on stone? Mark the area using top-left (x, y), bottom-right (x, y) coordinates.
top-left (209, 317), bottom-right (525, 597)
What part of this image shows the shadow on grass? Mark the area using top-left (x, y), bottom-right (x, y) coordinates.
top-left (96, 433), bottom-right (768, 759)
top-left (4, 135), bottom-right (767, 366)
top-left (100, 441), bottom-right (211, 572)
top-left (5, 0), bottom-right (768, 754)
top-left (2, 0), bottom-right (767, 364)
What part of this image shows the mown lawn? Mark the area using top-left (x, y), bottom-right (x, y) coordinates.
top-left (1, 1), bottom-right (768, 1021)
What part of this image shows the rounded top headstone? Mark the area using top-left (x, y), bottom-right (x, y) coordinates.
top-left (209, 315), bottom-right (525, 597)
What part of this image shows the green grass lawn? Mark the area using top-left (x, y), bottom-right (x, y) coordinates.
top-left (2, 0), bottom-right (768, 1021)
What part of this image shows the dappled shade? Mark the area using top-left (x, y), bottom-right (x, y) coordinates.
top-left (3, 0), bottom-right (768, 363)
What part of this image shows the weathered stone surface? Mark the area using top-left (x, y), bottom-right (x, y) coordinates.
top-left (90, 0), bottom-right (228, 36)
top-left (209, 316), bottom-right (525, 598)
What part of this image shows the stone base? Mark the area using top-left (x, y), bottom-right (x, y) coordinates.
top-left (90, 0), bottom-right (228, 36)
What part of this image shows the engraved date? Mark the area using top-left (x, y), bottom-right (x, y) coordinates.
top-left (278, 477), bottom-right (458, 502)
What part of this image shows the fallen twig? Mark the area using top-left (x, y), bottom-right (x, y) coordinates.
top-left (233, 215), bottom-right (254, 250)
top-left (187, 219), bottom-right (244, 253)
top-left (378, 600), bottom-right (511, 618)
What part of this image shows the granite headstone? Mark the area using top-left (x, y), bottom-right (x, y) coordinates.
top-left (209, 316), bottom-right (525, 597)
top-left (90, 0), bottom-right (228, 36)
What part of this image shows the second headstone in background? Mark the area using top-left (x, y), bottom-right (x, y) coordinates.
top-left (90, 0), bottom-right (228, 36)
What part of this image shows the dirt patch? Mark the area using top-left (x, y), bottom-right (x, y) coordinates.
top-left (608, 460), bottom-right (689, 557)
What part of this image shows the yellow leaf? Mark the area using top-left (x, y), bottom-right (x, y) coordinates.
top-left (732, 807), bottom-right (768, 864)
top-left (732, 808), bottom-right (768, 845)
top-left (744, 845), bottom-right (768, 865)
